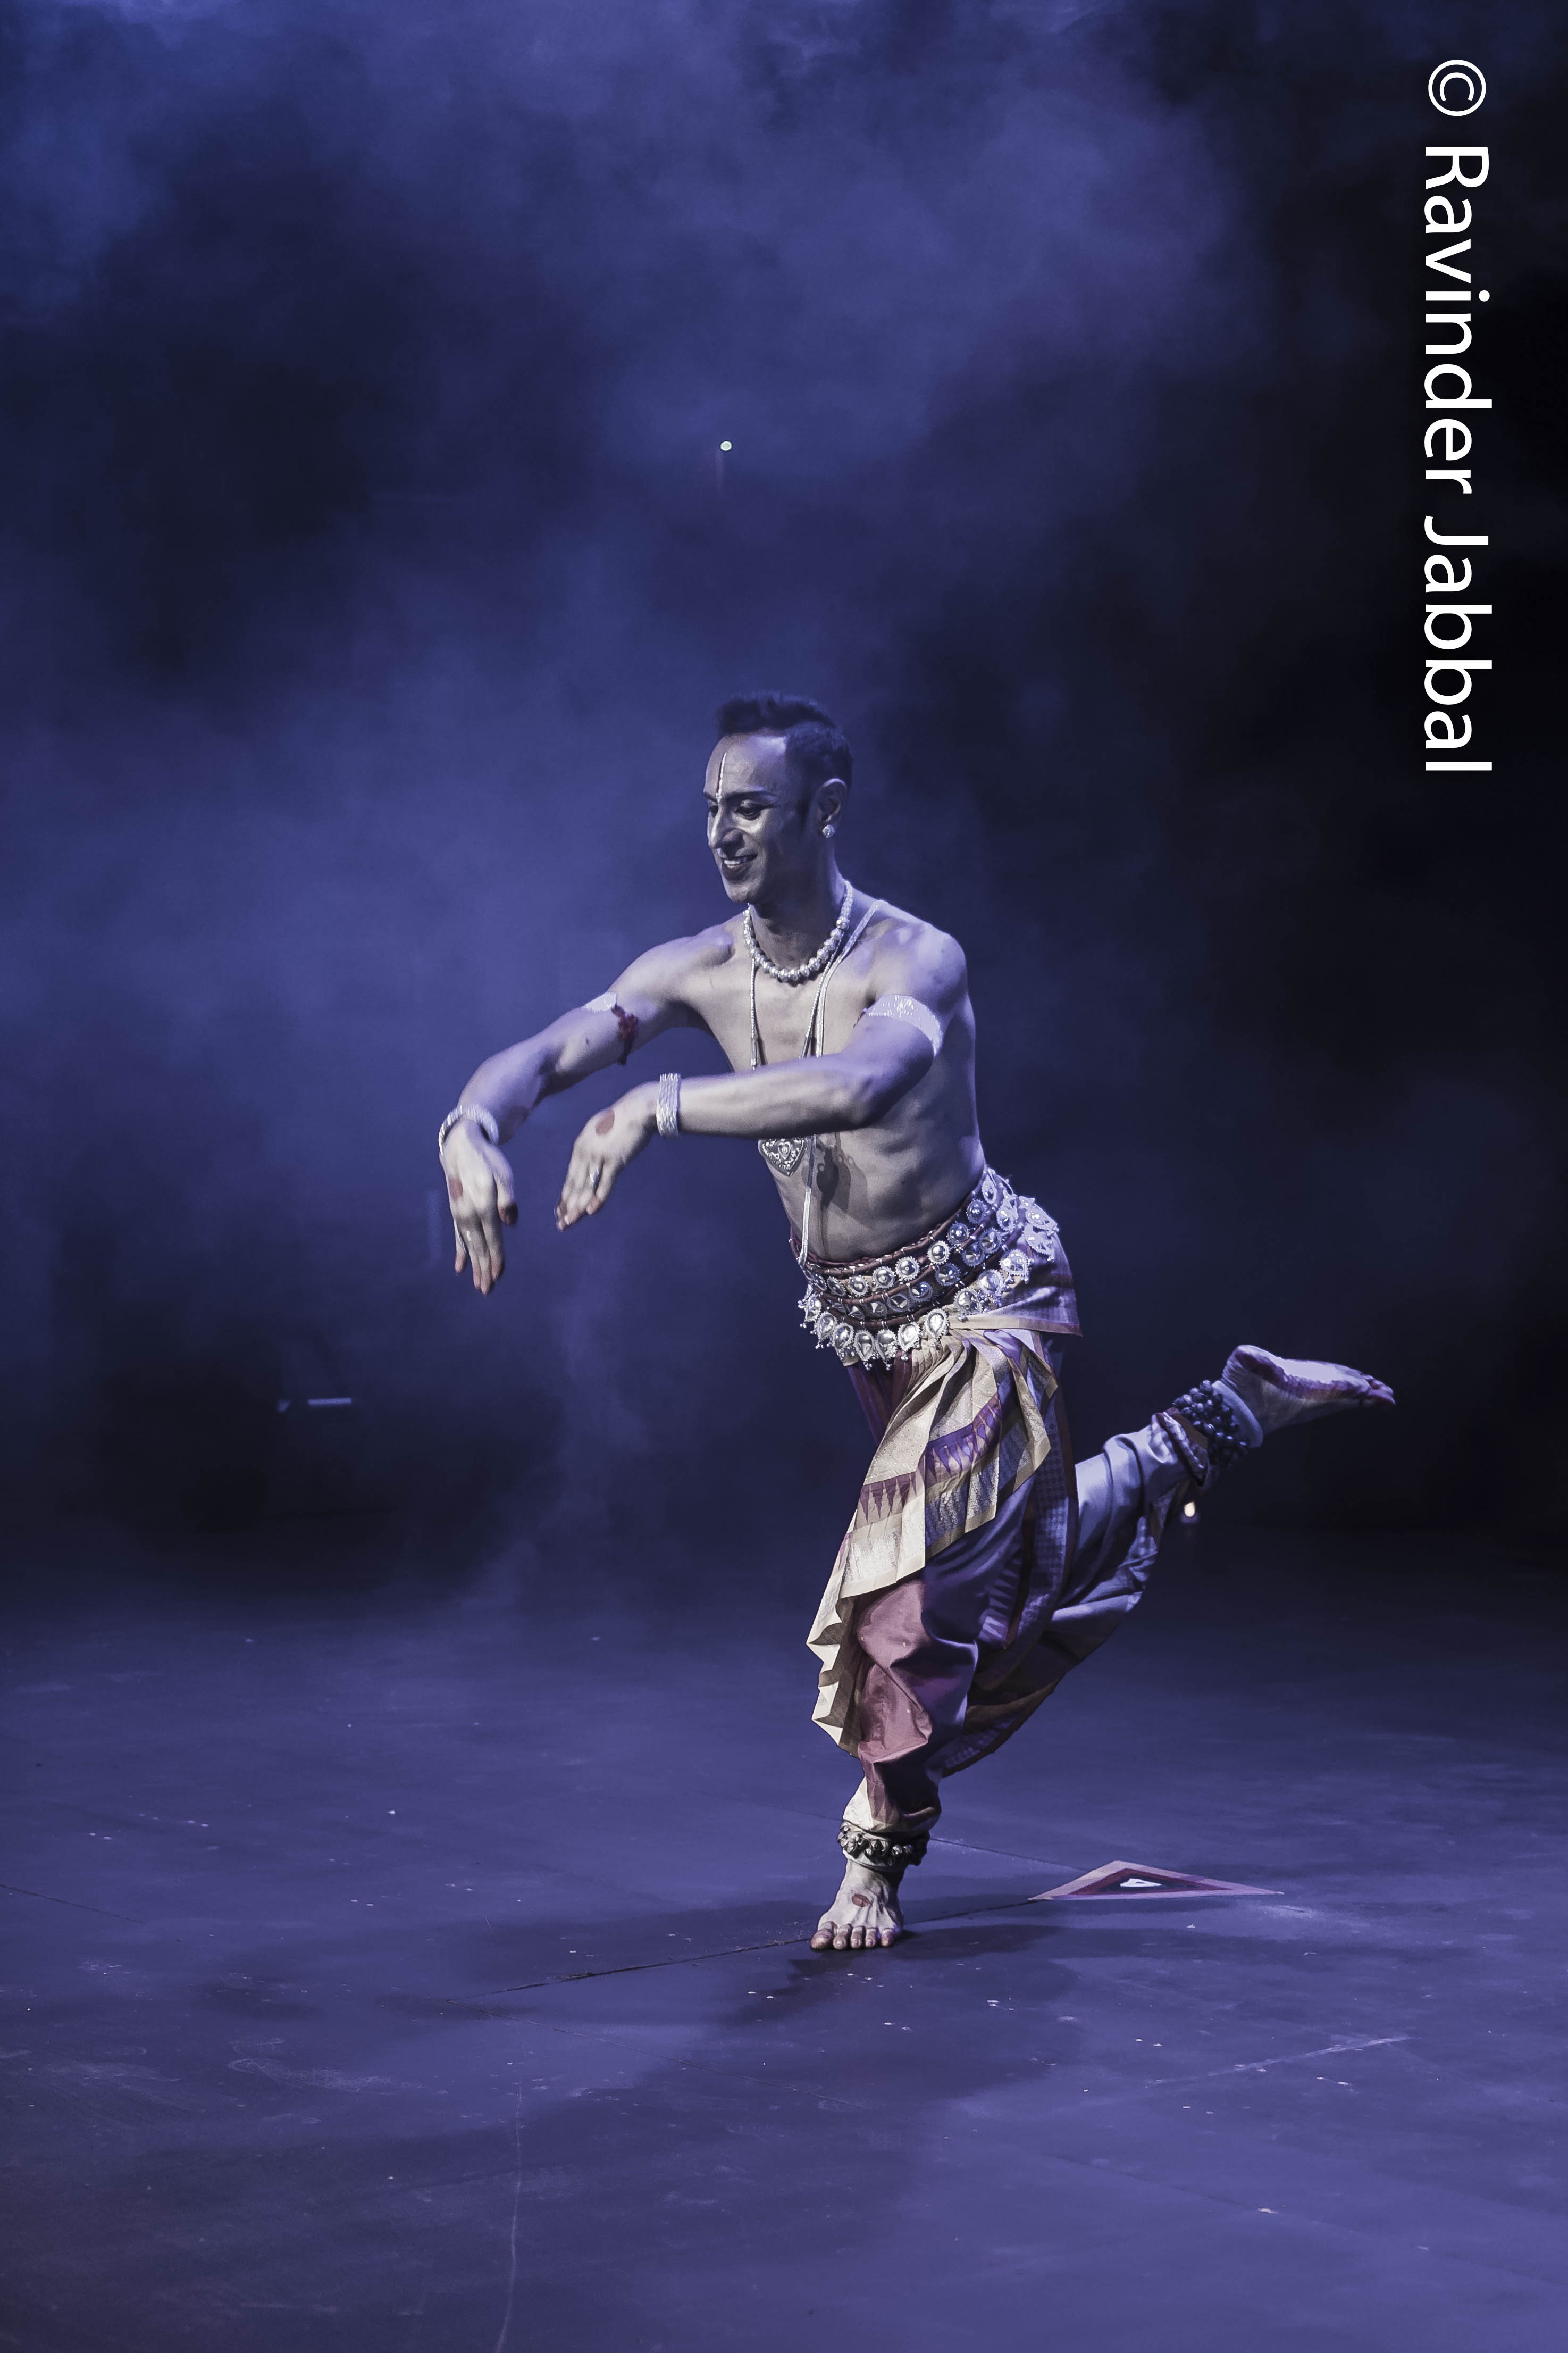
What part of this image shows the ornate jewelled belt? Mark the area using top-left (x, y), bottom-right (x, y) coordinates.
top-left (798, 1168), bottom-right (1060, 1367)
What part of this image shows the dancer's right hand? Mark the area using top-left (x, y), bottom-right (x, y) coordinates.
top-left (441, 1125), bottom-right (518, 1294)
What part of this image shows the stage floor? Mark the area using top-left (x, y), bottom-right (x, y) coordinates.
top-left (2, 1522), bottom-right (1562, 2350)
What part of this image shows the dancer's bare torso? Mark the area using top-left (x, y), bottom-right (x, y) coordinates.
top-left (611, 902), bottom-right (983, 1260)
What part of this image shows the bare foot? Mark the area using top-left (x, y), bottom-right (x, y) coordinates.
top-left (1221, 1345), bottom-right (1395, 1438)
top-left (809, 1859), bottom-right (904, 1951)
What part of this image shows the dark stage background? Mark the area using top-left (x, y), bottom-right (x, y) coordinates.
top-left (1, 0), bottom-right (1562, 1584)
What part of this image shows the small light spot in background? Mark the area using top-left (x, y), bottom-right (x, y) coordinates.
top-left (719, 440), bottom-right (732, 451)
top-left (1181, 1499), bottom-right (1198, 1520)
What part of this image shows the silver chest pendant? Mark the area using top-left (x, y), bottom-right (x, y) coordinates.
top-left (751, 895), bottom-right (878, 1201)
top-left (758, 1133), bottom-right (807, 1178)
top-left (754, 958), bottom-right (817, 1177)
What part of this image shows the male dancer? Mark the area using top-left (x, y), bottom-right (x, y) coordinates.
top-left (438, 694), bottom-right (1393, 1954)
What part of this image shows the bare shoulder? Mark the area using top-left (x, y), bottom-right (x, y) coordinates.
top-left (861, 898), bottom-right (969, 1008)
top-left (613, 916), bottom-right (742, 1007)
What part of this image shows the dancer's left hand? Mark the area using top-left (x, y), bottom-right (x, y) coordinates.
top-left (556, 1087), bottom-right (656, 1228)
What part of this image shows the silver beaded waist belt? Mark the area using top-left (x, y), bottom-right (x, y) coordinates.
top-left (799, 1169), bottom-right (1060, 1368)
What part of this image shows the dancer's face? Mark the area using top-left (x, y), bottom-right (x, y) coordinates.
top-left (703, 733), bottom-right (821, 908)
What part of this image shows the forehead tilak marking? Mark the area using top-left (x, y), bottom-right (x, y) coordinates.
top-left (713, 737), bottom-right (782, 800)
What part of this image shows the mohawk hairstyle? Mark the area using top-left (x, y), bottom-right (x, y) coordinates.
top-left (714, 692), bottom-right (853, 801)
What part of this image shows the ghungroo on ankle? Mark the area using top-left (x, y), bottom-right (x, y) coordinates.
top-left (837, 1821), bottom-right (929, 1880)
top-left (1160, 1379), bottom-right (1253, 1481)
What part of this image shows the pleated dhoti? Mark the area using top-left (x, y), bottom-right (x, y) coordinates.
top-left (807, 1236), bottom-right (1195, 1839)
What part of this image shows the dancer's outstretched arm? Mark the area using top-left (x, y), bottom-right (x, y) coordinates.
top-left (445, 914), bottom-right (962, 1281)
top-left (439, 936), bottom-right (700, 1291)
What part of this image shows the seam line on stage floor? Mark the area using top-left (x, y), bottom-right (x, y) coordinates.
top-left (1, 1879), bottom-right (146, 1921)
top-left (484, 1892), bottom-right (1053, 1993)
top-left (479, 1877), bottom-right (1392, 1998)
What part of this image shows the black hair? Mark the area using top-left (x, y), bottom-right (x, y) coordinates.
top-left (713, 692), bottom-right (853, 800)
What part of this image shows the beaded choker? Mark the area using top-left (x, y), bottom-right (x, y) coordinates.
top-left (743, 882), bottom-right (854, 986)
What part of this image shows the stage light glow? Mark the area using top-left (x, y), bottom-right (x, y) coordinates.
top-left (719, 440), bottom-right (732, 450)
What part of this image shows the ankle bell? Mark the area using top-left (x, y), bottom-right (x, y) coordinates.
top-left (1158, 1379), bottom-right (1254, 1483)
top-left (837, 1820), bottom-right (929, 1881)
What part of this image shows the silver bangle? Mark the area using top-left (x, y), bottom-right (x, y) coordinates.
top-left (437, 1103), bottom-right (501, 1157)
top-left (656, 1073), bottom-right (681, 1139)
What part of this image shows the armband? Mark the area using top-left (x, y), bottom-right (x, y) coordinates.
top-left (860, 994), bottom-right (945, 1054)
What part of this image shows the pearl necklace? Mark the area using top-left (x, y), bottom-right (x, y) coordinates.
top-left (743, 882), bottom-right (854, 986)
